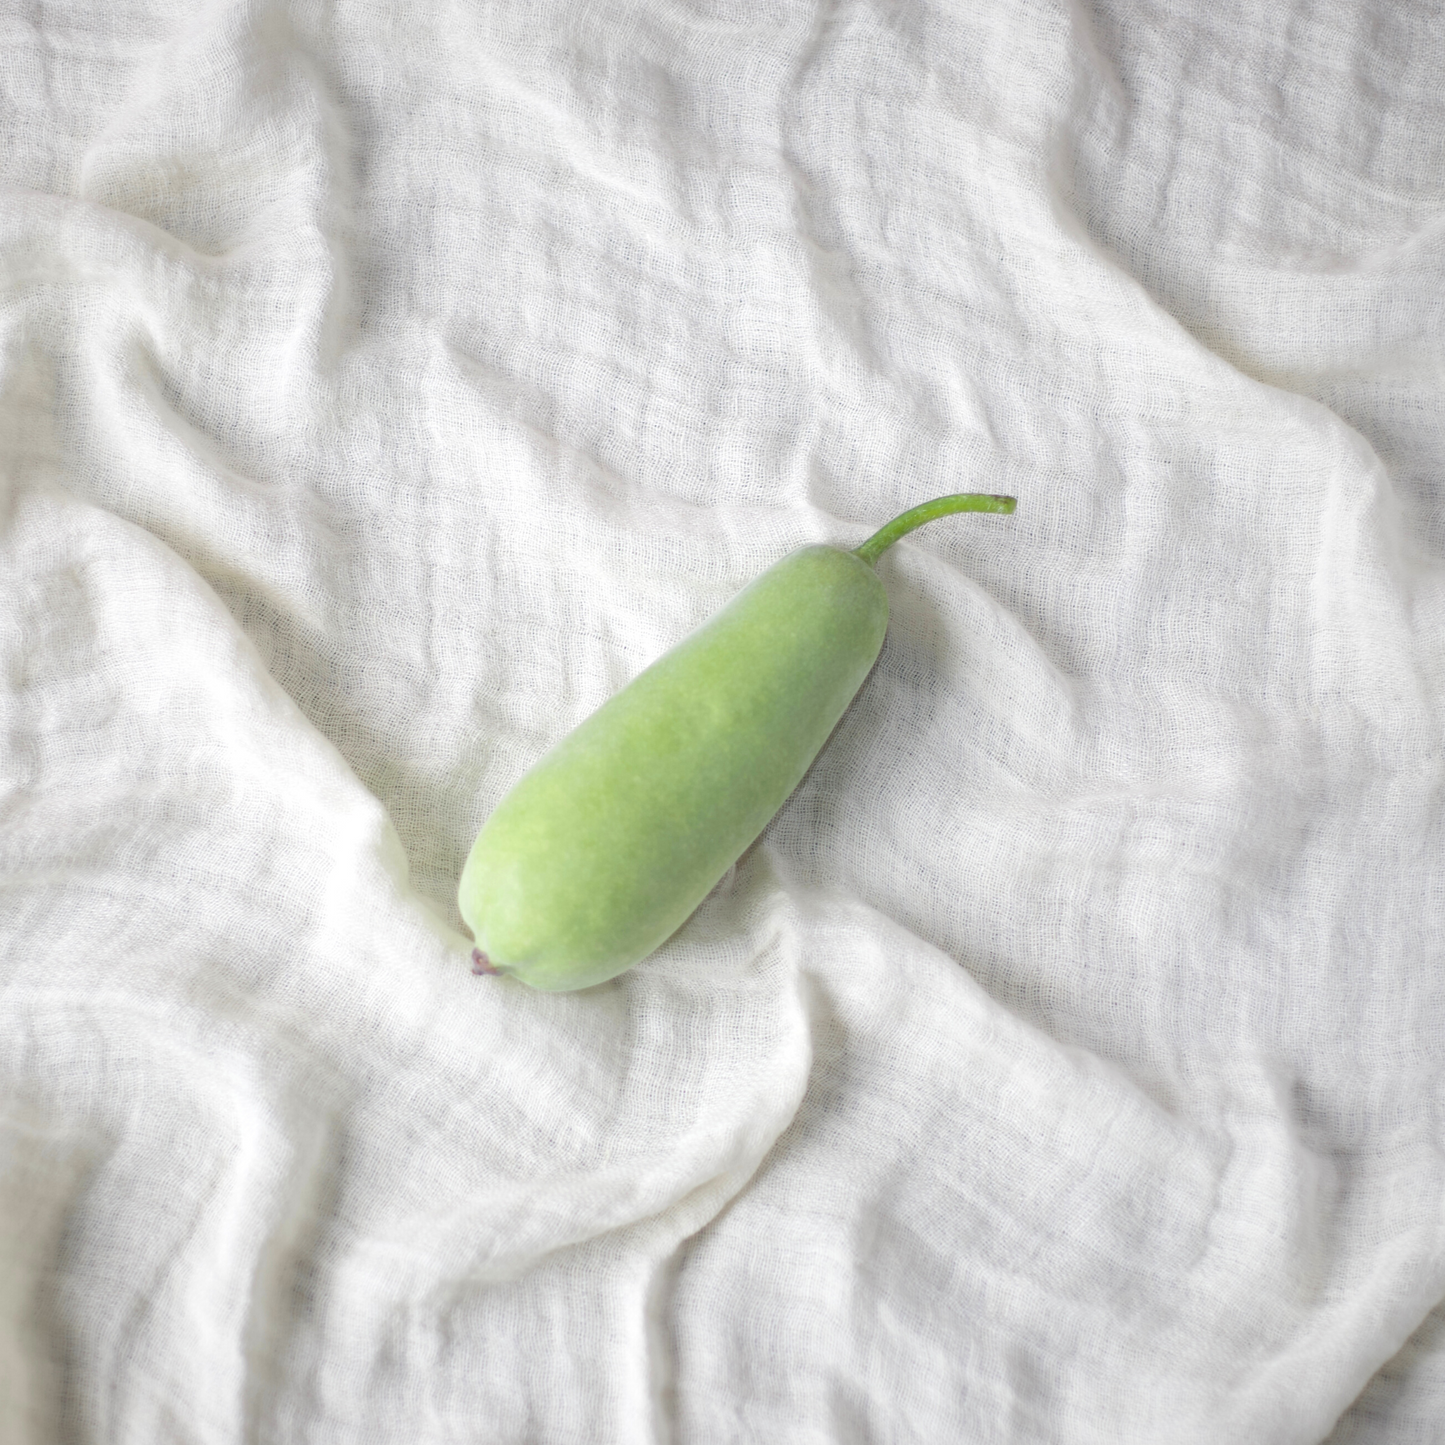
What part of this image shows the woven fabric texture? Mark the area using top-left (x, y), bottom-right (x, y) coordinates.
top-left (3, 1), bottom-right (1444, 1440)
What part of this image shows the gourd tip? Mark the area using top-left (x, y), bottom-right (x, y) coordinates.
top-left (471, 948), bottom-right (501, 977)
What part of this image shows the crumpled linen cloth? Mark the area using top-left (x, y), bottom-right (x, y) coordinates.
top-left (2, 0), bottom-right (1443, 1440)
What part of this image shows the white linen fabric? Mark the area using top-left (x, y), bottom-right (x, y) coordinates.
top-left (2, 0), bottom-right (1443, 1440)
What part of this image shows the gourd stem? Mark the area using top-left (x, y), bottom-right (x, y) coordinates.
top-left (852, 493), bottom-right (1016, 567)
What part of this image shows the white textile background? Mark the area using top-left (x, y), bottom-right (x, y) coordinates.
top-left (2, 0), bottom-right (1444, 1440)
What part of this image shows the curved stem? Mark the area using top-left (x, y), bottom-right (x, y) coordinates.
top-left (852, 493), bottom-right (1016, 567)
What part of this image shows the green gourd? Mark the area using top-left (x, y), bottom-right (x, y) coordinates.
top-left (459, 493), bottom-right (1015, 991)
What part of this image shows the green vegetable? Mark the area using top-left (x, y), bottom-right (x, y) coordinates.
top-left (459, 493), bottom-right (1016, 991)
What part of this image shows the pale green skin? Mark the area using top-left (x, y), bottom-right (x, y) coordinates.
top-left (459, 494), bottom-right (1015, 991)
